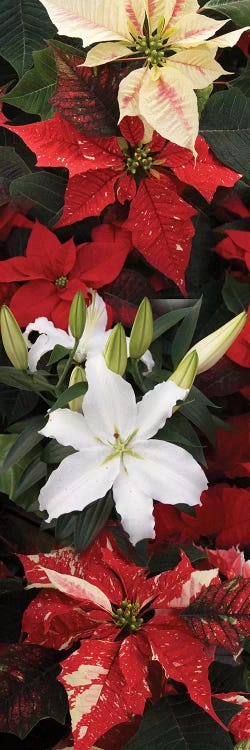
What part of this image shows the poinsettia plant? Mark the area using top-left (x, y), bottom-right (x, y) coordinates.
top-left (0, 0), bottom-right (249, 748)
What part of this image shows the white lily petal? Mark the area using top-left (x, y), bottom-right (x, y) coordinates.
top-left (24, 317), bottom-right (72, 372)
top-left (170, 14), bottom-right (226, 46)
top-left (41, 0), bottom-right (131, 43)
top-left (118, 67), bottom-right (146, 122)
top-left (206, 27), bottom-right (250, 50)
top-left (74, 291), bottom-right (108, 362)
top-left (40, 408), bottom-right (96, 451)
top-left (136, 380), bottom-right (187, 439)
top-left (170, 49), bottom-right (225, 89)
top-left (139, 66), bottom-right (198, 151)
top-left (113, 466), bottom-right (155, 545)
top-left (84, 355), bottom-right (137, 442)
top-left (125, 438), bottom-right (208, 505)
top-left (140, 349), bottom-right (155, 373)
top-left (42, 568), bottom-right (112, 611)
top-left (84, 42), bottom-right (133, 67)
top-left (38, 448), bottom-right (120, 521)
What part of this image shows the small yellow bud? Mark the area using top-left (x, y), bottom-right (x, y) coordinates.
top-left (170, 350), bottom-right (198, 389)
top-left (69, 290), bottom-right (86, 340)
top-left (0, 305), bottom-right (28, 370)
top-left (68, 365), bottom-right (86, 413)
top-left (103, 324), bottom-right (127, 376)
top-left (129, 297), bottom-right (153, 360)
top-left (183, 311), bottom-right (247, 374)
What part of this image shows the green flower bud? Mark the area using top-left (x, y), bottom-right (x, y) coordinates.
top-left (0, 305), bottom-right (28, 370)
top-left (69, 365), bottom-right (86, 412)
top-left (103, 324), bottom-right (127, 376)
top-left (69, 290), bottom-right (86, 340)
top-left (129, 297), bottom-right (153, 360)
top-left (170, 350), bottom-right (198, 389)
top-left (183, 311), bottom-right (247, 374)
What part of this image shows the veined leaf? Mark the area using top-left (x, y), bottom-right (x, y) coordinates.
top-left (203, 0), bottom-right (250, 26)
top-left (2, 48), bottom-right (57, 119)
top-left (0, 0), bottom-right (56, 78)
top-left (182, 577), bottom-right (250, 653)
top-left (200, 90), bottom-right (250, 179)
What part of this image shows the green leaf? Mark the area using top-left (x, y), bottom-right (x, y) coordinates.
top-left (50, 381), bottom-right (88, 412)
top-left (125, 696), bottom-right (237, 750)
top-left (0, 434), bottom-right (40, 499)
top-left (222, 272), bottom-right (250, 314)
top-left (157, 411), bottom-right (206, 465)
top-left (0, 0), bottom-right (56, 78)
top-left (203, 0), bottom-right (250, 25)
top-left (10, 171), bottom-right (67, 226)
top-left (152, 305), bottom-right (198, 342)
top-left (48, 344), bottom-right (71, 366)
top-left (0, 146), bottom-right (31, 190)
top-left (171, 298), bottom-right (202, 368)
top-left (41, 438), bottom-right (75, 464)
top-left (2, 417), bottom-right (45, 470)
top-left (231, 59), bottom-right (250, 98)
top-left (54, 491), bottom-right (114, 551)
top-left (14, 457), bottom-right (47, 499)
top-left (196, 84), bottom-right (213, 117)
top-left (179, 386), bottom-right (225, 446)
top-left (2, 48), bottom-right (57, 119)
top-left (0, 367), bottom-right (55, 394)
top-left (200, 89), bottom-right (250, 178)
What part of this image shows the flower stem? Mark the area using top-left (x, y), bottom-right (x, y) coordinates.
top-left (55, 339), bottom-right (80, 394)
top-left (130, 359), bottom-right (147, 393)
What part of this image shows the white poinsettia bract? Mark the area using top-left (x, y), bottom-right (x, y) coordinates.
top-left (38, 355), bottom-right (208, 545)
top-left (40, 0), bottom-right (249, 151)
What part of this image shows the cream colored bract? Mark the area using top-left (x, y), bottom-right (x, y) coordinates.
top-left (41, 0), bottom-right (248, 151)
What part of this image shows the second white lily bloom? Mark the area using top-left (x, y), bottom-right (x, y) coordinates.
top-left (24, 291), bottom-right (154, 373)
top-left (39, 355), bottom-right (208, 545)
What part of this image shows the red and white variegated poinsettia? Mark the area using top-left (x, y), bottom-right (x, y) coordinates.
top-left (40, 0), bottom-right (249, 151)
top-left (5, 114), bottom-right (240, 291)
top-left (20, 535), bottom-right (221, 750)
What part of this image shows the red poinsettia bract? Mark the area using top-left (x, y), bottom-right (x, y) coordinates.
top-left (0, 220), bottom-right (132, 328)
top-left (4, 113), bottom-right (240, 292)
top-left (19, 537), bottom-right (223, 750)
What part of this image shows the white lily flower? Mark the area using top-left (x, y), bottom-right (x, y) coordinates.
top-left (38, 355), bottom-right (207, 545)
top-left (24, 291), bottom-right (154, 373)
top-left (40, 0), bottom-right (249, 151)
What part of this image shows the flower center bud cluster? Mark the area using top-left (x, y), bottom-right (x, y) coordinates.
top-left (126, 145), bottom-right (153, 174)
top-left (113, 598), bottom-right (143, 632)
top-left (135, 32), bottom-right (165, 66)
top-left (55, 275), bottom-right (68, 288)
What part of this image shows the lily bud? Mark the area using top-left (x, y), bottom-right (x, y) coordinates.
top-left (103, 323), bottom-right (127, 376)
top-left (69, 365), bottom-right (86, 412)
top-left (170, 350), bottom-right (198, 389)
top-left (69, 290), bottom-right (86, 340)
top-left (0, 305), bottom-right (28, 370)
top-left (183, 311), bottom-right (247, 374)
top-left (129, 297), bottom-right (153, 360)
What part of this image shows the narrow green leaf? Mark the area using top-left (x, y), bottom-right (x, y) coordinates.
top-left (152, 306), bottom-right (197, 342)
top-left (48, 345), bottom-right (71, 366)
top-left (222, 272), bottom-right (250, 314)
top-left (50, 382), bottom-right (88, 412)
top-left (0, 367), bottom-right (55, 393)
top-left (2, 48), bottom-right (57, 119)
top-left (14, 458), bottom-right (47, 499)
top-left (2, 417), bottom-right (45, 471)
top-left (171, 298), bottom-right (202, 368)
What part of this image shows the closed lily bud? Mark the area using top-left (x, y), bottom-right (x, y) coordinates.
top-left (129, 297), bottom-right (153, 360)
top-left (170, 350), bottom-right (198, 389)
top-left (103, 323), bottom-right (127, 376)
top-left (0, 305), bottom-right (28, 370)
top-left (69, 290), bottom-right (86, 340)
top-left (184, 311), bottom-right (247, 374)
top-left (69, 365), bottom-right (86, 412)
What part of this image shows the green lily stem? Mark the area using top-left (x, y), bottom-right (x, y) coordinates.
top-left (131, 359), bottom-right (147, 393)
top-left (55, 338), bottom-right (80, 394)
